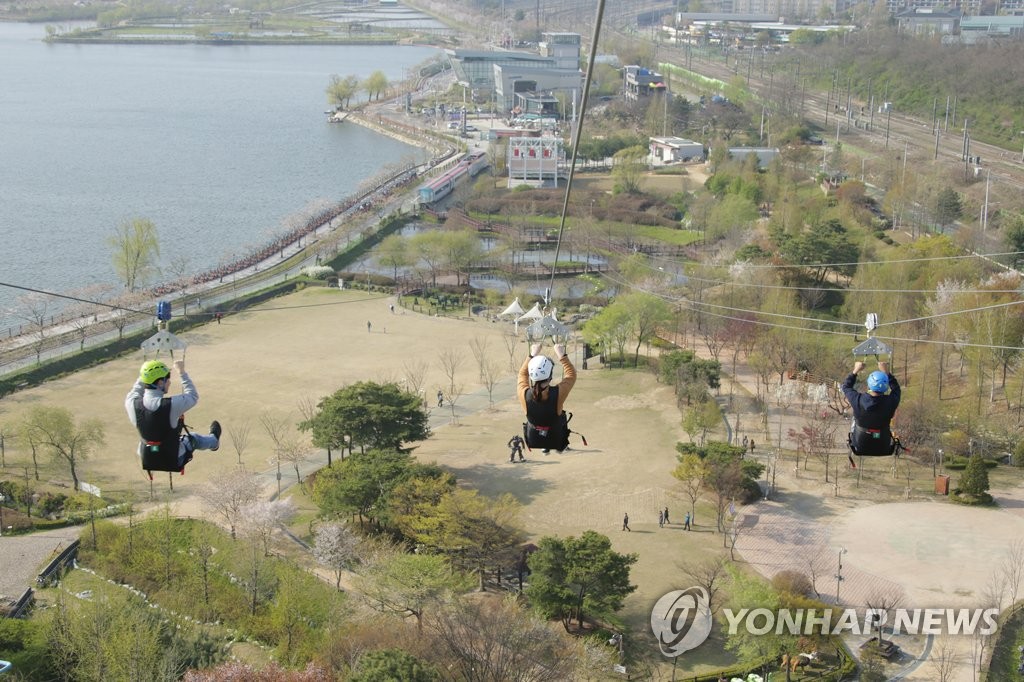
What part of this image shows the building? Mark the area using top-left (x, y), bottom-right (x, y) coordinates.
top-left (895, 8), bottom-right (962, 35)
top-left (539, 32), bottom-right (581, 70)
top-left (959, 15), bottom-right (1024, 42)
top-left (448, 32), bottom-right (584, 115)
top-left (724, 147), bottom-right (781, 167)
top-left (649, 137), bottom-right (705, 164)
top-left (448, 49), bottom-right (554, 92)
top-left (507, 137), bottom-right (562, 188)
top-left (623, 65), bottom-right (667, 101)
top-left (494, 64), bottom-right (583, 114)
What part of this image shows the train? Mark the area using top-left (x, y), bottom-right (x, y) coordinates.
top-left (417, 151), bottom-right (490, 204)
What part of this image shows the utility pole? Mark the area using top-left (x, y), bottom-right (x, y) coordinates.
top-left (944, 95), bottom-right (950, 131)
top-left (934, 125), bottom-right (940, 160)
top-left (981, 169), bottom-right (991, 231)
top-left (884, 107), bottom-right (891, 148)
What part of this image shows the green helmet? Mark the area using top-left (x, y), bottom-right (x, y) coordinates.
top-left (140, 360), bottom-right (170, 385)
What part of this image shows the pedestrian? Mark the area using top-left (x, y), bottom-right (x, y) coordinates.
top-left (658, 510), bottom-right (664, 528)
top-left (215, 311), bottom-right (222, 324)
top-left (437, 389), bottom-right (444, 408)
top-left (664, 507), bottom-right (670, 524)
top-left (622, 513), bottom-right (631, 532)
top-left (389, 303), bottom-right (395, 314)
top-left (519, 342), bottom-right (576, 454)
top-left (126, 359), bottom-right (222, 475)
top-left (749, 438), bottom-right (755, 455)
top-left (367, 320), bottom-right (372, 333)
top-left (742, 435), bottom-right (748, 449)
top-left (684, 511), bottom-right (691, 530)
top-left (508, 434), bottom-right (525, 462)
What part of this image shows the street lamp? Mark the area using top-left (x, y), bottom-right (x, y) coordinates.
top-left (835, 547), bottom-right (848, 603)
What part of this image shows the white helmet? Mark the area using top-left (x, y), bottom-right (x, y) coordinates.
top-left (528, 355), bottom-right (554, 383)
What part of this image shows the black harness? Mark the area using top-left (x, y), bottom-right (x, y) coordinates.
top-left (523, 386), bottom-right (575, 452)
top-left (134, 396), bottom-right (191, 475)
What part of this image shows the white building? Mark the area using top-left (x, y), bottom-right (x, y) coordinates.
top-left (650, 137), bottom-right (705, 164)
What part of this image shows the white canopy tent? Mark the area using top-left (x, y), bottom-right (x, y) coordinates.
top-left (499, 297), bottom-right (526, 318)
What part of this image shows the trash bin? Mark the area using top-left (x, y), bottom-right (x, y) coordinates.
top-left (935, 475), bottom-right (951, 495)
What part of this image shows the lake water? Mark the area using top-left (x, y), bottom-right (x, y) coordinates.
top-left (0, 22), bottom-right (440, 329)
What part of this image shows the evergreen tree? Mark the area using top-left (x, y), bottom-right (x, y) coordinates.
top-left (959, 453), bottom-right (990, 498)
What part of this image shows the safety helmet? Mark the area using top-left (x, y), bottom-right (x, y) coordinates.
top-left (140, 360), bottom-right (171, 385)
top-left (867, 370), bottom-right (889, 393)
top-left (528, 355), bottom-right (554, 383)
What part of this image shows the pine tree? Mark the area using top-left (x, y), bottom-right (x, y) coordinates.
top-left (959, 453), bottom-right (990, 498)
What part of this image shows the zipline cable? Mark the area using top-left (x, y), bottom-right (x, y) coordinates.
top-left (547, 0), bottom-right (607, 303)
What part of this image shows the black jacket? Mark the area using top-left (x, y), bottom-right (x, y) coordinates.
top-left (842, 373), bottom-right (901, 430)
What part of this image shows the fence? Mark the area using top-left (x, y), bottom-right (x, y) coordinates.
top-left (5, 588), bottom-right (34, 619)
top-left (36, 539), bottom-right (80, 587)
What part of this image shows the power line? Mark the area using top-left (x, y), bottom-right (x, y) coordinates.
top-left (0, 279), bottom-right (387, 320)
top-left (601, 273), bottom-right (1024, 352)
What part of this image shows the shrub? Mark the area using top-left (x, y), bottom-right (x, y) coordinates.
top-left (772, 570), bottom-right (814, 597)
top-left (300, 265), bottom-right (335, 280)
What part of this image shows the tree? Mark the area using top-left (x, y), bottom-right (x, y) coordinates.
top-left (226, 418), bottom-right (251, 465)
top-left (358, 552), bottom-right (469, 631)
top-left (724, 567), bottom-right (801, 678)
top-left (934, 187), bottom-right (963, 228)
top-left (198, 465), bottom-right (261, 539)
top-left (619, 292), bottom-right (672, 367)
top-left (300, 382), bottom-right (430, 456)
top-left (611, 145), bottom-right (646, 194)
top-left (313, 449), bottom-right (416, 527)
top-left (429, 594), bottom-right (583, 682)
top-left (679, 555), bottom-right (728, 616)
top-left (241, 498), bottom-right (296, 556)
top-left (376, 234), bottom-right (413, 281)
top-left (267, 563), bottom-right (335, 665)
top-left (22, 406), bottom-right (103, 491)
top-left (363, 70), bottom-right (389, 101)
top-left (404, 488), bottom-right (524, 591)
top-left (314, 522), bottom-right (360, 589)
top-left (1002, 213), bottom-right (1024, 268)
top-left (682, 400), bottom-right (722, 446)
top-left (349, 649), bottom-right (440, 682)
top-left (526, 530), bottom-right (638, 630)
top-left (672, 451), bottom-right (707, 526)
top-left (108, 217), bottom-right (159, 291)
top-left (959, 453), bottom-right (990, 498)
top-left (326, 74), bottom-right (359, 111)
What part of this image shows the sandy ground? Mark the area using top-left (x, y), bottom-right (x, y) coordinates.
top-left (3, 285), bottom-right (1023, 679)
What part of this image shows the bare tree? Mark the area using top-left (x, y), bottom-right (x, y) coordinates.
top-left (16, 293), bottom-right (49, 365)
top-left (259, 411), bottom-right (291, 491)
top-left (278, 436), bottom-right (310, 485)
top-left (929, 635), bottom-right (961, 682)
top-left (803, 553), bottom-right (827, 600)
top-left (481, 359), bottom-right (501, 406)
top-left (226, 418), bottom-right (251, 465)
top-left (198, 465), bottom-right (261, 539)
top-left (1001, 539), bottom-right (1024, 607)
top-left (469, 336), bottom-right (490, 381)
top-left (314, 521), bottom-right (361, 590)
top-left (403, 359), bottom-right (429, 403)
top-left (502, 331), bottom-right (520, 372)
top-left (429, 594), bottom-right (581, 681)
top-left (679, 555), bottom-right (728, 616)
top-left (865, 587), bottom-right (905, 645)
top-left (438, 348), bottom-right (465, 424)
